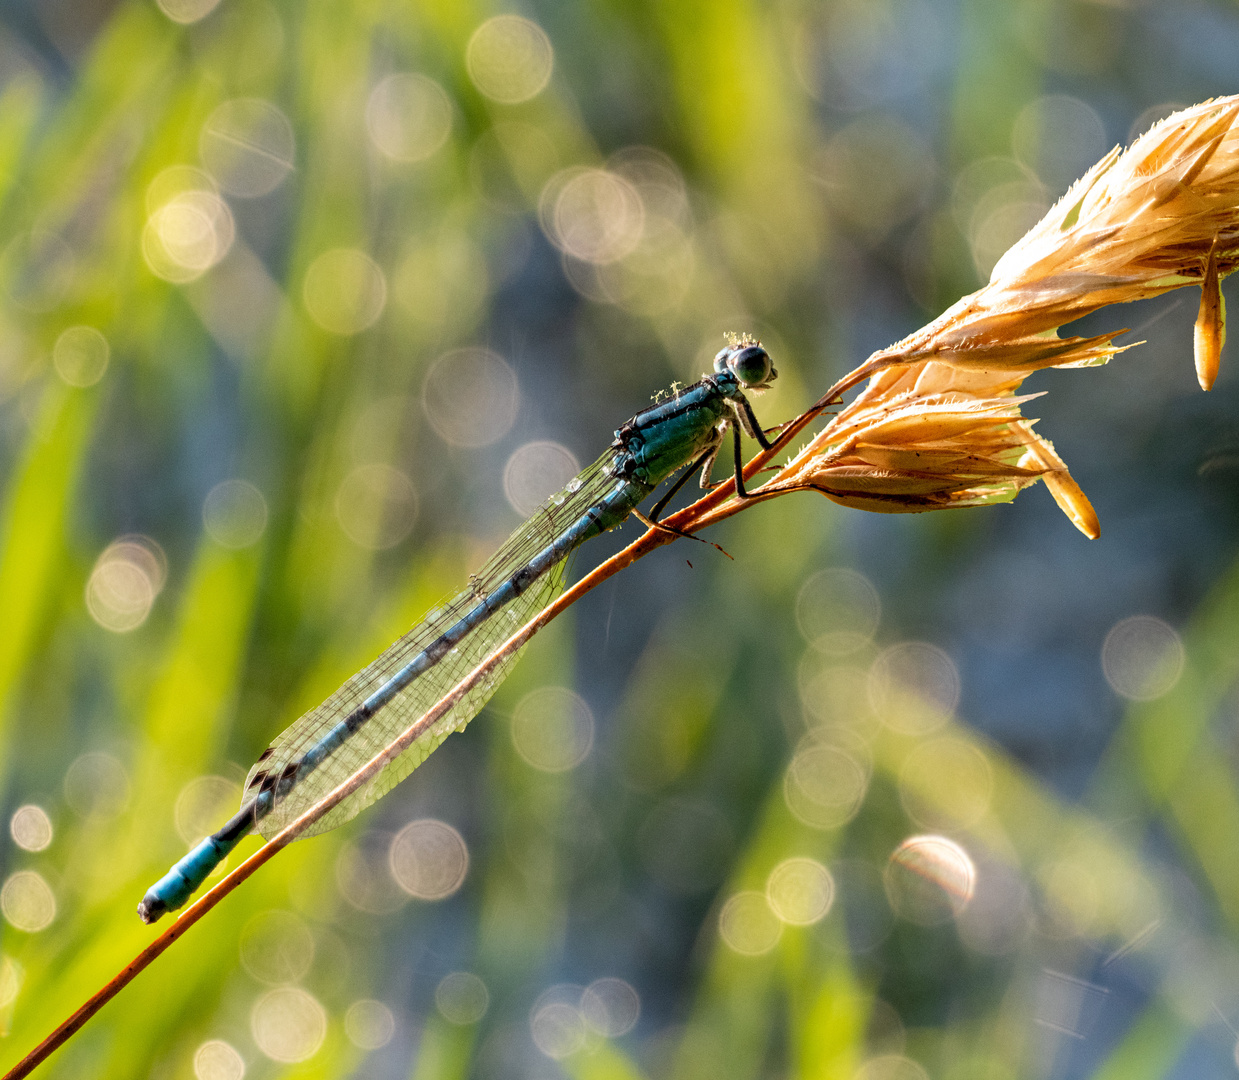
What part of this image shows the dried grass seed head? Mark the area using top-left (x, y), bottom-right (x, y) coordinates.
top-left (769, 96), bottom-right (1239, 538)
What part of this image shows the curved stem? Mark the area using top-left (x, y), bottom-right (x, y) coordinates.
top-left (2, 372), bottom-right (872, 1079)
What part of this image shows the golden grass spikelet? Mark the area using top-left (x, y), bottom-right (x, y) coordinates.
top-left (1195, 241), bottom-right (1226, 390)
top-left (773, 361), bottom-right (1101, 538)
top-left (770, 96), bottom-right (1239, 538)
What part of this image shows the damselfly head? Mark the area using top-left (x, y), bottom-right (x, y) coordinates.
top-left (715, 340), bottom-right (776, 390)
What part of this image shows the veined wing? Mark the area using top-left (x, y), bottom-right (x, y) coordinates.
top-left (244, 452), bottom-right (624, 839)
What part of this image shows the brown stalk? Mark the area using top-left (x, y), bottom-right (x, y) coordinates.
top-left (0, 372), bottom-right (851, 1080)
top-left (12, 93), bottom-right (1239, 1077)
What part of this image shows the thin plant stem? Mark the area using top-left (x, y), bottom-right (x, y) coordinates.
top-left (1, 841), bottom-right (288, 1080)
top-left (1, 369), bottom-right (867, 1080)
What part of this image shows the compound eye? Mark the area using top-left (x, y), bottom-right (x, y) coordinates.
top-left (727, 345), bottom-right (773, 387)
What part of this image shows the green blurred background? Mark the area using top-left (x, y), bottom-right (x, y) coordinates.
top-left (1, 1), bottom-right (1239, 1078)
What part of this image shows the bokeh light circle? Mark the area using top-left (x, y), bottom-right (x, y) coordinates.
top-left (388, 819), bottom-right (469, 900)
top-left (175, 776), bottom-right (241, 845)
top-left (5, 229), bottom-right (75, 312)
top-left (143, 190), bottom-right (235, 283)
top-left (250, 986), bottom-right (326, 1063)
top-left (53, 325), bottom-right (109, 387)
top-left (814, 117), bottom-right (933, 240)
top-left (1128, 102), bottom-right (1187, 144)
top-left (303, 248), bottom-right (387, 335)
top-left (581, 977), bottom-right (640, 1037)
top-left (503, 441), bottom-right (581, 516)
top-left (795, 567), bottom-right (880, 654)
top-left (765, 857), bottom-right (835, 926)
top-left (85, 536), bottom-right (166, 633)
top-left (782, 741), bottom-right (869, 829)
top-left (855, 1054), bottom-right (931, 1080)
top-left (193, 1039), bottom-right (245, 1080)
top-left (530, 986), bottom-right (587, 1059)
top-left (334, 463), bottom-right (418, 550)
top-left (9, 805), bottom-right (52, 852)
top-left (344, 999), bottom-right (396, 1050)
top-left (1, 871), bottom-right (55, 932)
top-left (366, 74), bottom-right (453, 162)
top-left (238, 909), bottom-right (315, 985)
top-left (549, 169), bottom-right (644, 264)
top-left (797, 659), bottom-right (881, 741)
top-left (466, 16), bottom-right (554, 104)
top-left (200, 98), bottom-right (295, 197)
top-left (868, 642), bottom-right (959, 734)
top-left (885, 835), bottom-right (976, 925)
top-left (422, 347), bottom-right (518, 448)
top-left (0, 957), bottom-right (21, 1009)
top-left (158, 0), bottom-right (222, 24)
top-left (145, 165), bottom-right (219, 215)
top-left (1101, 616), bottom-right (1185, 701)
top-left (435, 971), bottom-right (489, 1025)
top-left (1011, 95), bottom-right (1106, 195)
top-left (973, 198), bottom-right (1047, 282)
top-left (336, 840), bottom-right (407, 914)
top-left (511, 686), bottom-right (594, 772)
top-left (64, 751), bottom-right (131, 819)
top-left (203, 479), bottom-right (268, 548)
top-left (718, 891), bottom-right (782, 955)
top-left (86, 557), bottom-right (154, 631)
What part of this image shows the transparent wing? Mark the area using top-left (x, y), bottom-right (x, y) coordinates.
top-left (245, 453), bottom-right (623, 839)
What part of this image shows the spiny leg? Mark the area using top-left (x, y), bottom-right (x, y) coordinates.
top-left (631, 505), bottom-right (732, 559)
top-left (649, 447), bottom-right (713, 521)
top-left (730, 421), bottom-right (755, 499)
top-left (638, 445), bottom-right (733, 557)
top-left (734, 393), bottom-right (774, 451)
top-left (698, 394), bottom-right (777, 499)
top-left (696, 441), bottom-right (721, 489)
top-left (699, 420), bottom-right (762, 500)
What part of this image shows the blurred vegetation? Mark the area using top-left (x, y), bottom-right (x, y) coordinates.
top-left (0, 2), bottom-right (1238, 1079)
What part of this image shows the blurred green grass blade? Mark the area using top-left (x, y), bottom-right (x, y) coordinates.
top-left (476, 614), bottom-right (577, 972)
top-left (655, 0), bottom-right (819, 293)
top-left (656, 0), bottom-right (802, 178)
top-left (672, 769), bottom-right (851, 1080)
top-left (563, 1039), bottom-right (652, 1080)
top-left (410, 1015), bottom-right (479, 1080)
top-left (142, 543), bottom-right (264, 770)
top-left (876, 717), bottom-right (1163, 942)
top-left (1097, 552), bottom-right (1239, 923)
top-left (794, 967), bottom-right (866, 1080)
top-left (1148, 748), bottom-right (1239, 924)
top-left (0, 540), bottom-right (266, 1077)
top-left (1126, 553), bottom-right (1239, 796)
top-left (2, 4), bottom-right (176, 235)
top-left (1088, 1003), bottom-right (1189, 1080)
top-left (616, 618), bottom-right (738, 789)
top-left (0, 387), bottom-right (96, 762)
top-left (0, 75), bottom-right (43, 209)
top-left (948, 0), bottom-right (1042, 164)
top-left (124, 539), bottom-right (266, 900)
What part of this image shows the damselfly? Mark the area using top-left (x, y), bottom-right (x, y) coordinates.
top-left (137, 340), bottom-right (777, 922)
